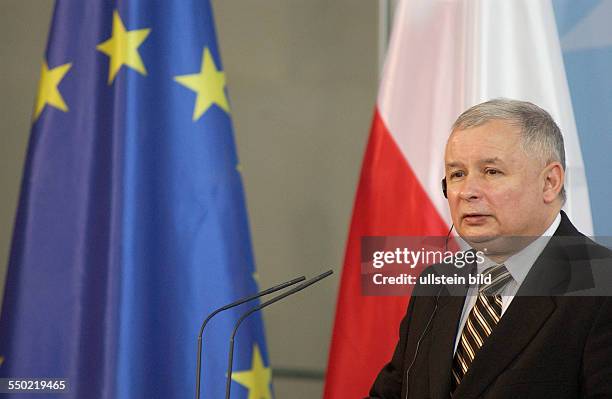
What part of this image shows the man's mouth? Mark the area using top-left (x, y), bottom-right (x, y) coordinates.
top-left (462, 213), bottom-right (490, 224)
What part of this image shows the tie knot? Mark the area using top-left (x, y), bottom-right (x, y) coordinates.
top-left (479, 264), bottom-right (512, 296)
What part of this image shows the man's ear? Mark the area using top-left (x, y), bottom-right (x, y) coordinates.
top-left (542, 162), bottom-right (564, 203)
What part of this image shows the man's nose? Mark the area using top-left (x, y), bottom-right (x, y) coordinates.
top-left (457, 174), bottom-right (483, 201)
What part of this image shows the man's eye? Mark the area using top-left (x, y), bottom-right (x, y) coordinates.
top-left (485, 169), bottom-right (500, 175)
top-left (450, 171), bottom-right (464, 179)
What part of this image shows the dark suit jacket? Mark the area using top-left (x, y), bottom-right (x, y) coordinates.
top-left (368, 211), bottom-right (612, 398)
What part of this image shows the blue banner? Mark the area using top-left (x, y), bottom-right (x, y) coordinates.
top-left (553, 0), bottom-right (612, 236)
top-left (0, 1), bottom-right (272, 398)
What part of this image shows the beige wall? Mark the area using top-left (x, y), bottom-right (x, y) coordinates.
top-left (0, 0), bottom-right (55, 292)
top-left (0, 1), bottom-right (378, 397)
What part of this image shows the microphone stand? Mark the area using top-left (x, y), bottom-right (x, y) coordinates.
top-left (224, 270), bottom-right (333, 399)
top-left (195, 275), bottom-right (305, 399)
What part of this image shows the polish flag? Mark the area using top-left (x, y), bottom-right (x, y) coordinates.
top-left (323, 1), bottom-right (592, 397)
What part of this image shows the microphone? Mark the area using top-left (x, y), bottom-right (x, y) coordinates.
top-left (224, 270), bottom-right (334, 399)
top-left (444, 223), bottom-right (454, 252)
top-left (195, 275), bottom-right (305, 399)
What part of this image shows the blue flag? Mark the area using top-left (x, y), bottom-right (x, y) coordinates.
top-left (0, 1), bottom-right (272, 398)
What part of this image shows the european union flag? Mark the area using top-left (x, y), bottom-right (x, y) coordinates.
top-left (0, 1), bottom-right (272, 398)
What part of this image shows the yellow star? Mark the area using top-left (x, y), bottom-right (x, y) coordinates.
top-left (231, 344), bottom-right (272, 399)
top-left (174, 47), bottom-right (230, 121)
top-left (96, 10), bottom-right (151, 84)
top-left (33, 60), bottom-right (72, 121)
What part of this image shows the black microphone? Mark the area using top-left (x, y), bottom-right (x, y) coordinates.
top-left (195, 275), bottom-right (305, 399)
top-left (224, 270), bottom-right (334, 399)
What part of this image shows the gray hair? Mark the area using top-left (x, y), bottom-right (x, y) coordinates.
top-left (451, 98), bottom-right (566, 202)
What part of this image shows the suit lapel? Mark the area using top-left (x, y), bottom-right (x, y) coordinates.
top-left (451, 296), bottom-right (556, 398)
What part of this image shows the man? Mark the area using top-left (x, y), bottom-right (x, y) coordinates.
top-left (367, 99), bottom-right (612, 398)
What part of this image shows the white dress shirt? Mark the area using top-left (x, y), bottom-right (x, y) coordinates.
top-left (452, 213), bottom-right (561, 353)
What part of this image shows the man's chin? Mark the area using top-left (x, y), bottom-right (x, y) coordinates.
top-left (457, 226), bottom-right (498, 244)
top-left (462, 234), bottom-right (498, 247)
top-left (457, 230), bottom-right (504, 252)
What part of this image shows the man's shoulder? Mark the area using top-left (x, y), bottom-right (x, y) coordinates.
top-left (530, 211), bottom-right (612, 296)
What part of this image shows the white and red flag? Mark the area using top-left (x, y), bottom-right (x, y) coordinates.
top-left (324, 1), bottom-right (592, 397)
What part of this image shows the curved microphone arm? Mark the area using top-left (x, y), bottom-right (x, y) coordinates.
top-left (224, 270), bottom-right (334, 399)
top-left (195, 275), bottom-right (305, 399)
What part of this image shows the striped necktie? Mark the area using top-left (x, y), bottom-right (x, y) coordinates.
top-left (451, 264), bottom-right (512, 392)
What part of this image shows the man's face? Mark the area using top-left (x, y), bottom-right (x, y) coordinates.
top-left (444, 119), bottom-right (551, 250)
